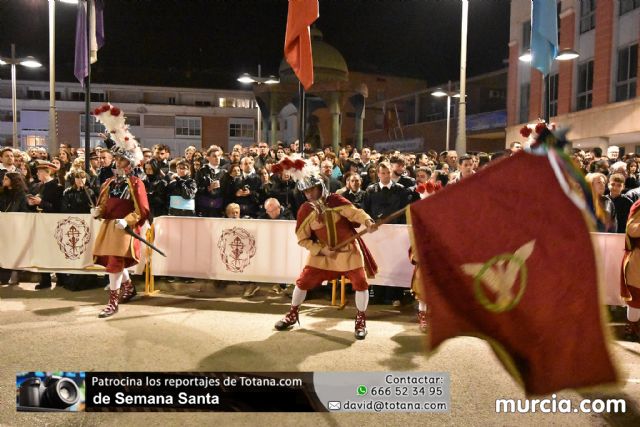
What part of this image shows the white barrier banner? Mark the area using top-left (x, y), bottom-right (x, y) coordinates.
top-left (0, 213), bottom-right (101, 271)
top-left (151, 217), bottom-right (414, 287)
top-left (0, 213), bottom-right (629, 302)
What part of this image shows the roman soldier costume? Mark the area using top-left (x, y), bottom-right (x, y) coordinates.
top-left (273, 157), bottom-right (378, 339)
top-left (92, 103), bottom-right (150, 318)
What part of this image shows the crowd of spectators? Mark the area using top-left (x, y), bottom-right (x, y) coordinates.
top-left (0, 139), bottom-right (634, 300)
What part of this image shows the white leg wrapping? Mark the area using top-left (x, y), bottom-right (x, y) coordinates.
top-left (355, 290), bottom-right (369, 312)
top-left (418, 300), bottom-right (428, 312)
top-left (108, 272), bottom-right (124, 291)
top-left (122, 269), bottom-right (130, 282)
top-left (291, 286), bottom-right (307, 306)
top-left (628, 306), bottom-right (640, 322)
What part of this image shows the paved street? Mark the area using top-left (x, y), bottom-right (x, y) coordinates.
top-left (1, 278), bottom-right (639, 426)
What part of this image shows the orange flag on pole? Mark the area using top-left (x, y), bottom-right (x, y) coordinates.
top-left (409, 152), bottom-right (618, 395)
top-left (284, 0), bottom-right (319, 90)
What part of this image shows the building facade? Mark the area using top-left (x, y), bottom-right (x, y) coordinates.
top-left (507, 0), bottom-right (639, 153)
top-left (363, 69), bottom-right (508, 154)
top-left (0, 80), bottom-right (257, 154)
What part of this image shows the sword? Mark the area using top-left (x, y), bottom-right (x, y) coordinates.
top-left (329, 207), bottom-right (407, 252)
top-left (83, 186), bottom-right (95, 208)
top-left (123, 225), bottom-right (166, 257)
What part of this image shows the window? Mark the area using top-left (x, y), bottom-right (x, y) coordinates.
top-left (0, 110), bottom-right (18, 122)
top-left (229, 118), bottom-right (254, 139)
top-left (175, 117), bottom-right (201, 137)
top-left (90, 92), bottom-right (106, 102)
top-left (616, 44), bottom-right (638, 102)
top-left (25, 135), bottom-right (47, 147)
top-left (546, 73), bottom-right (559, 117)
top-left (577, 61), bottom-right (594, 110)
top-left (43, 91), bottom-right (62, 101)
top-left (580, 0), bottom-right (596, 33)
top-left (519, 83), bottom-right (530, 124)
top-left (522, 20), bottom-right (531, 52)
top-left (71, 92), bottom-right (84, 101)
top-left (620, 0), bottom-right (640, 15)
top-left (195, 100), bottom-right (212, 107)
top-left (169, 97), bottom-right (176, 105)
top-left (27, 90), bottom-right (43, 100)
top-left (127, 114), bottom-right (141, 126)
top-left (80, 114), bottom-right (106, 134)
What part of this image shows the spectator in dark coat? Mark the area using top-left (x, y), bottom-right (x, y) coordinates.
top-left (61, 171), bottom-right (96, 214)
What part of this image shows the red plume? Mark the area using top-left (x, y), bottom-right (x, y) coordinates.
top-left (426, 181), bottom-right (436, 194)
top-left (535, 123), bottom-right (547, 134)
top-left (416, 183), bottom-right (427, 194)
top-left (293, 159), bottom-right (306, 170)
top-left (110, 107), bottom-right (121, 116)
top-left (520, 126), bottom-right (532, 138)
top-left (271, 164), bottom-right (283, 174)
top-left (435, 181), bottom-right (443, 191)
top-left (281, 158), bottom-right (294, 169)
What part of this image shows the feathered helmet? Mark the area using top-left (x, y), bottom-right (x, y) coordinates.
top-left (271, 156), bottom-right (328, 198)
top-left (519, 120), bottom-right (568, 150)
top-left (92, 103), bottom-right (143, 166)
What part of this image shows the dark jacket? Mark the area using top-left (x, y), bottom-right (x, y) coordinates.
top-left (598, 195), bottom-right (617, 233)
top-left (98, 165), bottom-right (115, 186)
top-left (269, 175), bottom-right (297, 213)
top-left (232, 173), bottom-right (262, 218)
top-left (321, 174), bottom-right (342, 194)
top-left (363, 182), bottom-right (411, 224)
top-left (166, 176), bottom-right (197, 201)
top-left (30, 179), bottom-right (63, 213)
top-left (0, 188), bottom-right (29, 212)
top-left (196, 164), bottom-right (226, 216)
top-left (343, 189), bottom-right (366, 209)
top-left (61, 186), bottom-right (95, 214)
top-left (143, 175), bottom-right (169, 218)
top-left (611, 194), bottom-right (632, 233)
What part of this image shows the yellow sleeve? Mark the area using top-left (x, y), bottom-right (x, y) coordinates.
top-left (336, 204), bottom-right (372, 226)
top-left (296, 211), bottom-right (324, 255)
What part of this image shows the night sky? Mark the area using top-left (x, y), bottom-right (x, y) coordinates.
top-left (0, 0), bottom-right (511, 89)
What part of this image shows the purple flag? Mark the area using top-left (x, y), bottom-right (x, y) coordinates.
top-left (74, 0), bottom-right (105, 86)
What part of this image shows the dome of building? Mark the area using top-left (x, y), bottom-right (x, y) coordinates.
top-left (279, 27), bottom-right (349, 85)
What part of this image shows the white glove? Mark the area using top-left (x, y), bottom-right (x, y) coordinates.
top-left (90, 207), bottom-right (101, 218)
top-left (115, 219), bottom-right (128, 230)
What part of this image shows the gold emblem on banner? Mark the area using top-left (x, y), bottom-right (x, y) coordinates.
top-left (461, 240), bottom-right (535, 313)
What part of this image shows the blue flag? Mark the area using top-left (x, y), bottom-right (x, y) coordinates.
top-left (531, 0), bottom-right (558, 76)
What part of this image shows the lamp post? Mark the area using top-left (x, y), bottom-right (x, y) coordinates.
top-left (48, 0), bottom-right (79, 155)
top-left (518, 48), bottom-right (580, 121)
top-left (456, 0), bottom-right (469, 155)
top-left (0, 44), bottom-right (43, 148)
top-left (431, 82), bottom-right (461, 152)
top-left (237, 65), bottom-right (279, 143)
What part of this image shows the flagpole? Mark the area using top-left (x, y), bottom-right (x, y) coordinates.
top-left (298, 81), bottom-right (305, 155)
top-left (543, 74), bottom-right (550, 123)
top-left (84, 0), bottom-right (91, 172)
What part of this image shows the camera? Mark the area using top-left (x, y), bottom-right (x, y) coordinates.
top-left (19, 376), bottom-right (80, 409)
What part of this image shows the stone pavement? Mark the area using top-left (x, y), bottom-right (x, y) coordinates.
top-left (0, 278), bottom-right (639, 426)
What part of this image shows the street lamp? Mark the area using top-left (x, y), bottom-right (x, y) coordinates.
top-left (519, 48), bottom-right (580, 121)
top-left (49, 0), bottom-right (79, 154)
top-left (431, 84), bottom-right (461, 152)
top-left (237, 64), bottom-right (279, 143)
top-left (0, 44), bottom-right (43, 148)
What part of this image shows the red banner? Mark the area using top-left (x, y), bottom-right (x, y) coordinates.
top-left (409, 152), bottom-right (618, 395)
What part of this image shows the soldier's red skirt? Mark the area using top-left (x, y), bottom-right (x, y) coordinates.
top-left (296, 266), bottom-right (369, 291)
